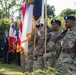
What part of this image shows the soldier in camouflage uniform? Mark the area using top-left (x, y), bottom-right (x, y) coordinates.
top-left (20, 51), bottom-right (26, 72)
top-left (56, 16), bottom-right (76, 75)
top-left (20, 33), bottom-right (34, 73)
top-left (43, 19), bottom-right (62, 67)
top-left (23, 25), bottom-right (43, 72)
top-left (33, 23), bottom-right (45, 70)
top-left (24, 33), bottom-right (34, 72)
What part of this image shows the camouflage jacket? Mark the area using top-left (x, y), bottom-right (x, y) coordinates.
top-left (47, 31), bottom-right (61, 52)
top-left (60, 26), bottom-right (76, 53)
top-left (43, 31), bottom-right (61, 58)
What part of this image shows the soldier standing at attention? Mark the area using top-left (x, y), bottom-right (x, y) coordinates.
top-left (57, 16), bottom-right (76, 67)
top-left (33, 23), bottom-right (45, 70)
top-left (24, 25), bottom-right (40, 72)
top-left (24, 32), bottom-right (34, 72)
top-left (20, 29), bottom-right (34, 73)
top-left (43, 19), bottom-right (62, 67)
top-left (1, 30), bottom-right (9, 64)
top-left (20, 51), bottom-right (25, 72)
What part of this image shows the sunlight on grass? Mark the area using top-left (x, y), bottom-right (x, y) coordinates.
top-left (0, 61), bottom-right (23, 75)
top-left (0, 68), bottom-right (6, 72)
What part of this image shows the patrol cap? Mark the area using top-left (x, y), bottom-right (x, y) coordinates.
top-left (64, 16), bottom-right (75, 21)
top-left (51, 19), bottom-right (61, 26)
top-left (36, 23), bottom-right (43, 28)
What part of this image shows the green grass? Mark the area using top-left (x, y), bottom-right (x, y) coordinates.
top-left (0, 61), bottom-right (23, 75)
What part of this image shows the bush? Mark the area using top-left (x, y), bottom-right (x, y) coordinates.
top-left (23, 67), bottom-right (64, 75)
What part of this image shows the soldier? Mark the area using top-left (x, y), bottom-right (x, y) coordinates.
top-left (33, 23), bottom-right (45, 70)
top-left (1, 30), bottom-right (9, 64)
top-left (24, 32), bottom-right (34, 72)
top-left (43, 19), bottom-right (62, 67)
top-left (21, 29), bottom-right (34, 72)
top-left (53, 16), bottom-right (76, 74)
top-left (20, 51), bottom-right (26, 72)
top-left (24, 25), bottom-right (40, 72)
top-left (57, 16), bottom-right (76, 67)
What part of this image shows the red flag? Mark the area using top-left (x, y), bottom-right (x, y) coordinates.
top-left (8, 23), bottom-right (17, 52)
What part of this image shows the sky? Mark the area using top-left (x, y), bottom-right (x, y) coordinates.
top-left (14, 0), bottom-right (76, 19)
top-left (47, 0), bottom-right (76, 16)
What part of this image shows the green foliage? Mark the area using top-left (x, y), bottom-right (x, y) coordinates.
top-left (27, 0), bottom-right (34, 3)
top-left (59, 8), bottom-right (76, 17)
top-left (0, 18), bottom-right (11, 35)
top-left (16, 19), bottom-right (20, 29)
top-left (47, 5), bottom-right (55, 18)
top-left (44, 5), bottom-right (55, 18)
top-left (31, 0), bottom-right (34, 3)
top-left (23, 65), bottom-right (76, 75)
top-left (23, 67), bottom-right (64, 75)
top-left (47, 16), bottom-right (65, 31)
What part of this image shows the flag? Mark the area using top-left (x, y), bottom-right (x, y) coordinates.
top-left (33, 0), bottom-right (42, 23)
top-left (8, 22), bottom-right (18, 52)
top-left (17, 3), bottom-right (34, 56)
top-left (33, 0), bottom-right (44, 24)
top-left (32, 0), bottom-right (44, 53)
top-left (16, 2), bottom-right (25, 52)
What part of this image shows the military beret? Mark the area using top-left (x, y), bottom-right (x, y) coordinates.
top-left (39, 23), bottom-right (43, 27)
top-left (36, 23), bottom-right (43, 28)
top-left (36, 25), bottom-right (40, 28)
top-left (64, 16), bottom-right (75, 21)
top-left (51, 19), bottom-right (61, 26)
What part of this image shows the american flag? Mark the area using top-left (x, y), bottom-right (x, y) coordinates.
top-left (17, 3), bottom-right (34, 56)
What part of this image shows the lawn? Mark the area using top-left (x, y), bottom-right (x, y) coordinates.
top-left (0, 61), bottom-right (23, 75)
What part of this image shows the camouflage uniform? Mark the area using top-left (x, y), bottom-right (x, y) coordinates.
top-left (25, 34), bottom-right (34, 72)
top-left (20, 51), bottom-right (25, 72)
top-left (33, 31), bottom-right (45, 70)
top-left (20, 33), bottom-right (34, 73)
top-left (58, 27), bottom-right (76, 66)
top-left (43, 31), bottom-right (61, 67)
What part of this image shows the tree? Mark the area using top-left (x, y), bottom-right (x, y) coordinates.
top-left (59, 8), bottom-right (76, 17)
top-left (0, 0), bottom-right (24, 19)
top-left (0, 18), bottom-right (11, 37)
top-left (47, 5), bottom-right (55, 18)
top-left (44, 5), bottom-right (55, 18)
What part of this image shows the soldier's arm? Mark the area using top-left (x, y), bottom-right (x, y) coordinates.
top-left (47, 29), bottom-right (68, 49)
top-left (61, 35), bottom-right (76, 49)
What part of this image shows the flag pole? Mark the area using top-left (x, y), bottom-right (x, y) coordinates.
top-left (45, 0), bottom-right (47, 54)
top-left (33, 0), bottom-right (43, 61)
top-left (44, 0), bottom-right (47, 67)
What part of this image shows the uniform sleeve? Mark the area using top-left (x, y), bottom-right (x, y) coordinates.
top-left (60, 30), bottom-right (76, 49)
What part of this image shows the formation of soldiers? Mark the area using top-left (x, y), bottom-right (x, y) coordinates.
top-left (20, 15), bottom-right (76, 74)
